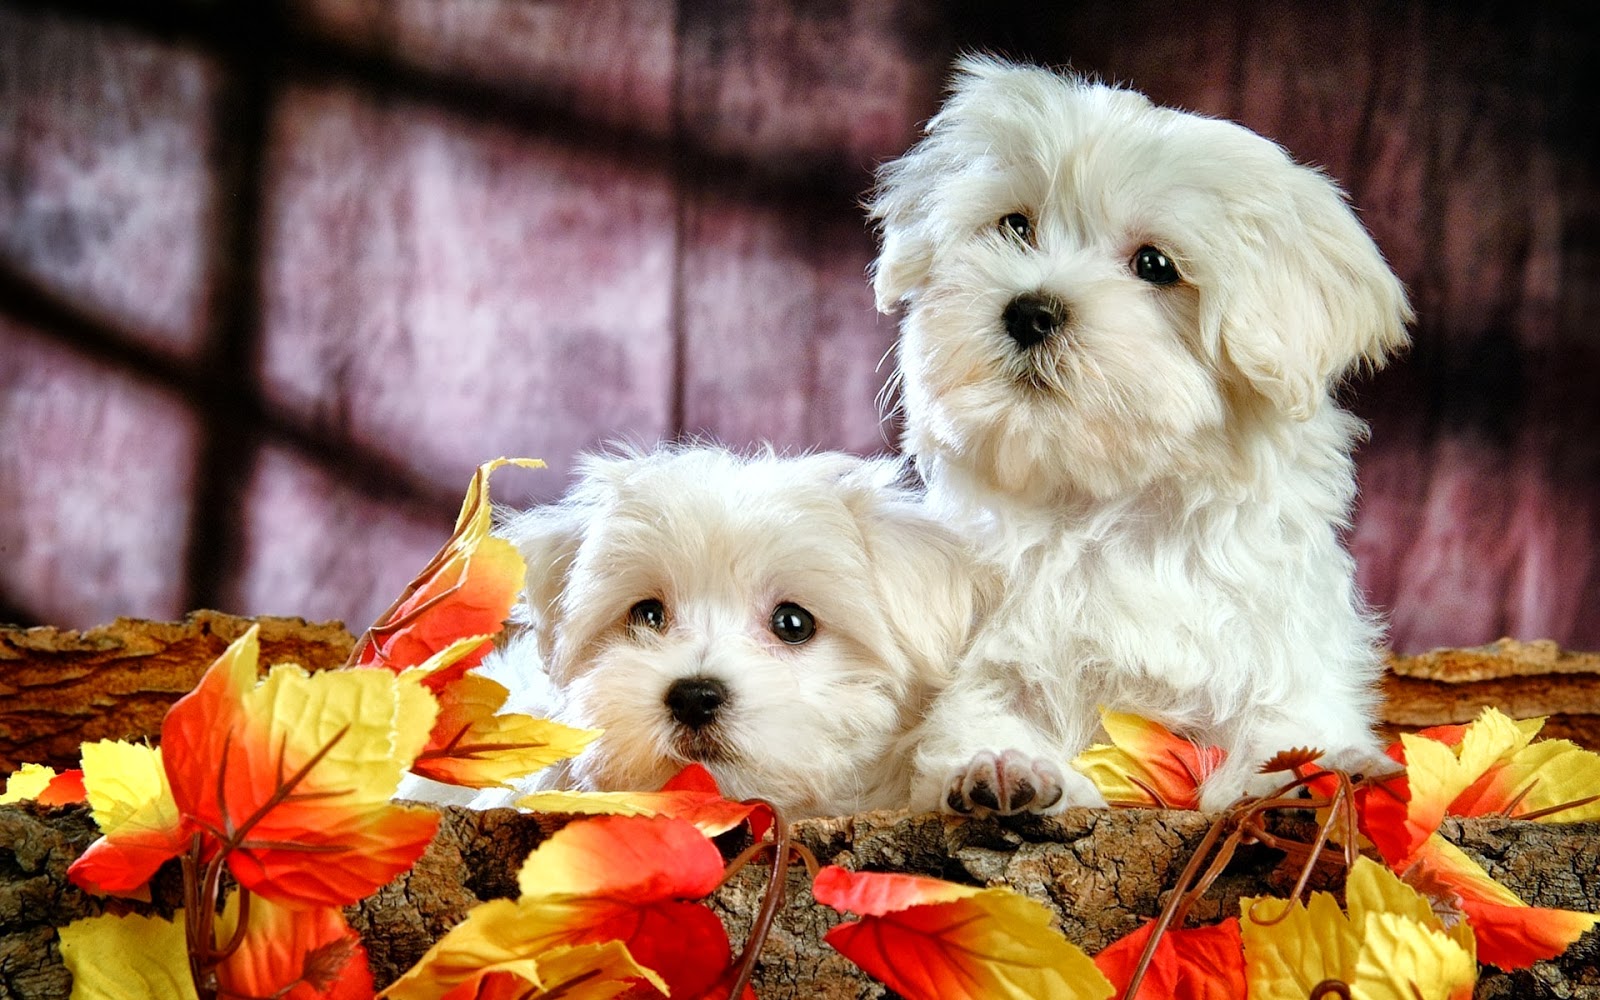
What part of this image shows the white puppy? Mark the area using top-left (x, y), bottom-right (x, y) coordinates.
top-left (460, 445), bottom-right (985, 820)
top-left (871, 57), bottom-right (1412, 815)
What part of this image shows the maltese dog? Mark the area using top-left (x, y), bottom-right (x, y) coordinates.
top-left (871, 56), bottom-right (1413, 815)
top-left (412, 445), bottom-right (986, 820)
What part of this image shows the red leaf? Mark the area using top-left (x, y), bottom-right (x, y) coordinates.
top-left (1093, 918), bottom-right (1245, 1000)
top-left (38, 769), bottom-right (87, 806)
top-left (814, 866), bottom-right (1112, 999)
top-left (216, 893), bottom-right (374, 1000)
top-left (68, 824), bottom-right (195, 896)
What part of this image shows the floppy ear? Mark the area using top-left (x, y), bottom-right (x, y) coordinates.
top-left (868, 57), bottom-right (1021, 313)
top-left (1205, 162), bottom-right (1413, 419)
top-left (837, 461), bottom-right (996, 685)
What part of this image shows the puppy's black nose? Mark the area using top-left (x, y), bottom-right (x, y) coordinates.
top-left (665, 677), bottom-right (729, 729)
top-left (1003, 293), bottom-right (1068, 348)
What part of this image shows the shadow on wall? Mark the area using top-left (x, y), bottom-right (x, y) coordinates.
top-left (0, 0), bottom-right (1596, 650)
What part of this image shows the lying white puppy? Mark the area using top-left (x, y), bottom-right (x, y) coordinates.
top-left (871, 56), bottom-right (1412, 814)
top-left (407, 445), bottom-right (986, 819)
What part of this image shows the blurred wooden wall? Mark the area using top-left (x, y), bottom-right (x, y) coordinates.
top-left (1, 0), bottom-right (1595, 651)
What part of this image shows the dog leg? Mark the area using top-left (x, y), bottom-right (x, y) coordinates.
top-left (943, 748), bottom-right (1107, 815)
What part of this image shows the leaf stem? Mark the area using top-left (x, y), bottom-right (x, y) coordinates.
top-left (723, 800), bottom-right (794, 999)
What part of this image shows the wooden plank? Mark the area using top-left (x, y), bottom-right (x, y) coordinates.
top-left (676, 0), bottom-right (942, 186)
top-left (0, 319), bottom-right (198, 629)
top-left (223, 444), bottom-right (461, 638)
top-left (292, 0), bottom-right (676, 136)
top-left (0, 611), bottom-right (353, 773)
top-left (0, 7), bottom-right (217, 358)
top-left (676, 194), bottom-right (897, 455)
top-left (259, 82), bottom-right (678, 501)
top-left (673, 0), bottom-right (939, 455)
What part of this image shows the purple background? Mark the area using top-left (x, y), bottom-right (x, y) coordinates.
top-left (2, 1), bottom-right (1596, 652)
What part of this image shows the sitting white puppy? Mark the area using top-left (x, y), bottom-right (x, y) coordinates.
top-left (448, 446), bottom-right (985, 820)
top-left (871, 56), bottom-right (1412, 814)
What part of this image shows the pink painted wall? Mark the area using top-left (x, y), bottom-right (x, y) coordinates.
top-left (2, 1), bottom-right (1595, 651)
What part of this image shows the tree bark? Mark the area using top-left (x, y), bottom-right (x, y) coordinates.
top-left (3, 616), bottom-right (1597, 997)
top-left (2, 801), bottom-right (1595, 999)
top-left (0, 611), bottom-right (354, 773)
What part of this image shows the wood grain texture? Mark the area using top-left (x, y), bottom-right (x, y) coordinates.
top-left (293, 0), bottom-right (677, 137)
top-left (1380, 638), bottom-right (1600, 748)
top-left (221, 444), bottom-right (469, 640)
top-left (259, 81), bottom-right (680, 503)
top-left (0, 5), bottom-right (217, 357)
top-left (0, 319), bottom-right (198, 629)
top-left (0, 610), bottom-right (353, 772)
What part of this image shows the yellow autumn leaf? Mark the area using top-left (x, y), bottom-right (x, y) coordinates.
top-left (1071, 710), bottom-right (1225, 809)
top-left (240, 662), bottom-right (440, 802)
top-left (1243, 858), bottom-right (1480, 1000)
top-left (57, 911), bottom-right (199, 1000)
top-left (0, 763), bottom-right (59, 803)
top-left (407, 634), bottom-right (501, 681)
top-left (1350, 912), bottom-right (1476, 1000)
top-left (379, 900), bottom-right (668, 1000)
top-left (1453, 733), bottom-right (1600, 823)
top-left (514, 763), bottom-right (771, 838)
top-left (1345, 852), bottom-right (1475, 959)
top-left (409, 672), bottom-right (600, 788)
top-left (1401, 708), bottom-right (1532, 833)
top-left (1240, 891), bottom-right (1356, 1000)
top-left (78, 741), bottom-right (182, 841)
top-left (520, 941), bottom-right (666, 999)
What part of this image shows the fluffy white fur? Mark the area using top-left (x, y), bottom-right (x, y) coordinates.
top-left (403, 446), bottom-right (986, 819)
top-left (871, 56), bottom-right (1413, 815)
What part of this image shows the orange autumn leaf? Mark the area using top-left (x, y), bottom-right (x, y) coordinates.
top-left (410, 671), bottom-right (599, 789)
top-left (67, 741), bottom-right (193, 895)
top-left (215, 891), bottom-right (374, 1000)
top-left (515, 815), bottom-right (733, 999)
top-left (161, 626), bottom-right (442, 907)
top-left (1071, 711), bottom-right (1226, 809)
top-left (381, 903), bottom-right (670, 1000)
top-left (517, 812), bottom-right (726, 903)
top-left (359, 458), bottom-right (543, 683)
top-left (434, 942), bottom-right (664, 1000)
top-left (0, 763), bottom-right (86, 806)
top-left (390, 816), bottom-right (728, 1000)
top-left (812, 865), bottom-right (1114, 1000)
top-left (517, 763), bottom-right (774, 839)
top-left (1368, 709), bottom-right (1600, 867)
top-left (1092, 918), bottom-right (1245, 1000)
top-left (1404, 833), bottom-right (1600, 970)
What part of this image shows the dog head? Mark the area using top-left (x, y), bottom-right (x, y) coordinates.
top-left (871, 55), bottom-right (1412, 502)
top-left (501, 445), bottom-right (987, 817)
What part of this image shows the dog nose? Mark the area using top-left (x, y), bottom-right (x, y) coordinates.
top-left (665, 677), bottom-right (729, 729)
top-left (1002, 293), bottom-right (1068, 348)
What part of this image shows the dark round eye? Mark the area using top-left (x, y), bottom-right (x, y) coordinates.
top-left (999, 212), bottom-right (1033, 244)
top-left (769, 602), bottom-right (816, 645)
top-left (1132, 245), bottom-right (1181, 285)
top-left (627, 598), bottom-right (667, 632)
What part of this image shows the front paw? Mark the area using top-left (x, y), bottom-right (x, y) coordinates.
top-left (944, 749), bottom-right (1105, 816)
